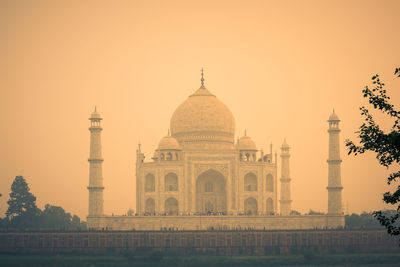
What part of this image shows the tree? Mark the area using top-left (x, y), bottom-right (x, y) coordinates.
top-left (290, 210), bottom-right (301, 215)
top-left (71, 215), bottom-right (81, 227)
top-left (6, 176), bottom-right (40, 219)
top-left (307, 209), bottom-right (325, 215)
top-left (346, 67), bottom-right (400, 237)
top-left (41, 204), bottom-right (72, 230)
top-left (345, 212), bottom-right (383, 229)
top-left (39, 204), bottom-right (87, 230)
top-left (127, 208), bottom-right (134, 216)
top-left (2, 176), bottom-right (87, 231)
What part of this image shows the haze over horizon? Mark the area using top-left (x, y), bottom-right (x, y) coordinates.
top-left (1, 0), bottom-right (400, 219)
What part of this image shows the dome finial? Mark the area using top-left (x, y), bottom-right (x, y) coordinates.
top-left (329, 109), bottom-right (340, 121)
top-left (95, 105), bottom-right (97, 112)
top-left (200, 68), bottom-right (205, 89)
top-left (244, 129), bottom-right (247, 136)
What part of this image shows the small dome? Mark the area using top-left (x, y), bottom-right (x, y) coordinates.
top-left (90, 107), bottom-right (102, 119)
top-left (152, 151), bottom-right (158, 159)
top-left (282, 138), bottom-right (289, 148)
top-left (237, 135), bottom-right (257, 151)
top-left (158, 135), bottom-right (181, 150)
top-left (328, 110), bottom-right (340, 121)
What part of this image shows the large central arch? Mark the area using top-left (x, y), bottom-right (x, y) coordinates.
top-left (195, 169), bottom-right (227, 214)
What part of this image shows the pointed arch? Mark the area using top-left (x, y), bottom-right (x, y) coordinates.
top-left (244, 197), bottom-right (258, 215)
top-left (244, 172), bottom-right (257, 191)
top-left (266, 174), bottom-right (274, 192)
top-left (145, 198), bottom-right (155, 214)
top-left (266, 198), bottom-right (274, 215)
top-left (196, 169), bottom-right (227, 214)
top-left (145, 173), bottom-right (155, 192)
top-left (165, 197), bottom-right (178, 215)
top-left (165, 172), bottom-right (178, 191)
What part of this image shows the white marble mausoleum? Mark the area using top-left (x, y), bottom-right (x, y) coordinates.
top-left (86, 71), bottom-right (344, 230)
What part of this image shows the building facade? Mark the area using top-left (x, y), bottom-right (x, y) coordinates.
top-left (87, 73), bottom-right (344, 230)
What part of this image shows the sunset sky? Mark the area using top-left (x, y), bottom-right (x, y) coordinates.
top-left (1, 0), bottom-right (400, 219)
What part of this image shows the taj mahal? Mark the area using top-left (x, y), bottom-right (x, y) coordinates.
top-left (86, 71), bottom-right (344, 230)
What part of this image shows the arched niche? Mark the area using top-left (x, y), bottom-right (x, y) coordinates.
top-left (266, 198), bottom-right (274, 215)
top-left (195, 169), bottom-right (226, 214)
top-left (244, 197), bottom-right (258, 215)
top-left (145, 173), bottom-right (155, 192)
top-left (244, 172), bottom-right (257, 191)
top-left (266, 174), bottom-right (274, 192)
top-left (145, 198), bottom-right (155, 214)
top-left (165, 197), bottom-right (178, 215)
top-left (165, 172), bottom-right (178, 191)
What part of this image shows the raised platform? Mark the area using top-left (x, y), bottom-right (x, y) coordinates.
top-left (1, 229), bottom-right (397, 255)
top-left (87, 214), bottom-right (345, 230)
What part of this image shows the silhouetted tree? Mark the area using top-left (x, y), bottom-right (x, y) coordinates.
top-left (6, 176), bottom-right (39, 219)
top-left (71, 215), bottom-right (80, 227)
top-left (127, 208), bottom-right (134, 216)
top-left (346, 67), bottom-right (400, 237)
top-left (0, 217), bottom-right (8, 229)
top-left (41, 204), bottom-right (72, 229)
top-left (307, 209), bottom-right (324, 215)
top-left (6, 176), bottom-right (41, 229)
top-left (290, 210), bottom-right (301, 215)
top-left (40, 204), bottom-right (86, 230)
top-left (3, 176), bottom-right (87, 230)
top-left (345, 212), bottom-right (383, 229)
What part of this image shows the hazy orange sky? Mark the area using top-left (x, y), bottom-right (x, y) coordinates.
top-left (1, 0), bottom-right (400, 219)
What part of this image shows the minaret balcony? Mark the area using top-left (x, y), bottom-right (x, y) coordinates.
top-left (87, 186), bottom-right (105, 190)
top-left (326, 159), bottom-right (342, 163)
top-left (327, 128), bottom-right (340, 133)
top-left (88, 158), bottom-right (104, 162)
top-left (88, 126), bottom-right (103, 131)
top-left (326, 186), bottom-right (343, 190)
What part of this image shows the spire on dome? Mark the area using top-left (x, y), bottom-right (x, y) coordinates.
top-left (200, 68), bottom-right (205, 89)
top-left (328, 109), bottom-right (340, 121)
top-left (90, 106), bottom-right (102, 120)
top-left (282, 138), bottom-right (290, 148)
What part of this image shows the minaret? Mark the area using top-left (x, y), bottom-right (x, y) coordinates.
top-left (88, 107), bottom-right (104, 216)
top-left (327, 110), bottom-right (343, 215)
top-left (136, 142), bottom-right (145, 214)
top-left (280, 139), bottom-right (292, 216)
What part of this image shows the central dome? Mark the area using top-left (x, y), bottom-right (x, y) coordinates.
top-left (170, 87), bottom-right (235, 148)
